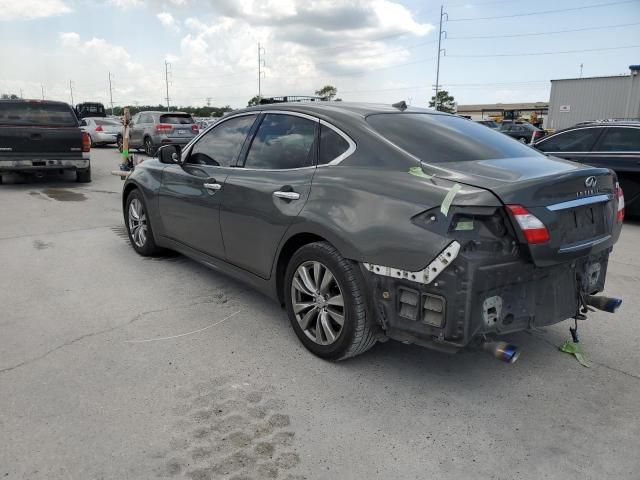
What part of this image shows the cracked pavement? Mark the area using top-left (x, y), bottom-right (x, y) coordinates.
top-left (1, 148), bottom-right (639, 479)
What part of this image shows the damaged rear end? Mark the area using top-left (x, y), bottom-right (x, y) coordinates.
top-left (362, 113), bottom-right (624, 361)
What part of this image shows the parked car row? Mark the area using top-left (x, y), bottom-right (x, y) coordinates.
top-left (475, 119), bottom-right (545, 143)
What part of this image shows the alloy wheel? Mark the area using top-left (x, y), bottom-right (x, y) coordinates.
top-left (128, 198), bottom-right (148, 248)
top-left (145, 138), bottom-right (153, 156)
top-left (291, 260), bottom-right (345, 345)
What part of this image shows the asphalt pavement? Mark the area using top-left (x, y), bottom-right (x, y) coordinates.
top-left (1, 147), bottom-right (639, 479)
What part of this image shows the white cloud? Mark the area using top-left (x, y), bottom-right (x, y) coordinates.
top-left (157, 11), bottom-right (180, 32)
top-left (0, 0), bottom-right (72, 20)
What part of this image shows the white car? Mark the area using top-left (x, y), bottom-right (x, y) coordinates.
top-left (79, 117), bottom-right (121, 147)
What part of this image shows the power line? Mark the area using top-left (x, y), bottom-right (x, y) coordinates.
top-left (447, 44), bottom-right (640, 58)
top-left (448, 21), bottom-right (640, 39)
top-left (448, 0), bottom-right (637, 22)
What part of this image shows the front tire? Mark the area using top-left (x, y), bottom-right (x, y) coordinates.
top-left (125, 189), bottom-right (161, 256)
top-left (284, 242), bottom-right (377, 361)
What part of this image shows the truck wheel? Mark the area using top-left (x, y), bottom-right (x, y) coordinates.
top-left (125, 189), bottom-right (161, 256)
top-left (144, 137), bottom-right (156, 157)
top-left (76, 167), bottom-right (91, 183)
top-left (284, 241), bottom-right (377, 361)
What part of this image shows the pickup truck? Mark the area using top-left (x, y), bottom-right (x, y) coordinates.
top-left (0, 99), bottom-right (91, 183)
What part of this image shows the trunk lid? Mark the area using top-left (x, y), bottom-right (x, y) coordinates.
top-left (424, 155), bottom-right (619, 267)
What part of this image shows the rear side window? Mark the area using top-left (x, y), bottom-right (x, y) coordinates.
top-left (366, 113), bottom-right (538, 163)
top-left (188, 115), bottom-right (256, 167)
top-left (0, 102), bottom-right (77, 127)
top-left (536, 128), bottom-right (602, 153)
top-left (160, 114), bottom-right (194, 125)
top-left (597, 127), bottom-right (640, 152)
top-left (95, 119), bottom-right (120, 126)
top-left (319, 124), bottom-right (350, 165)
top-left (244, 114), bottom-right (317, 170)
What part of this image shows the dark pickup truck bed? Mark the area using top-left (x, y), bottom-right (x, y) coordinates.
top-left (0, 99), bottom-right (91, 183)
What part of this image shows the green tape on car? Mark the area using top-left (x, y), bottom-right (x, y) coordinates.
top-left (440, 183), bottom-right (462, 216)
top-left (408, 166), bottom-right (433, 179)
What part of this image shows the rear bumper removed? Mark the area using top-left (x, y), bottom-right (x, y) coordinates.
top-left (361, 242), bottom-right (612, 352)
top-left (0, 158), bottom-right (90, 173)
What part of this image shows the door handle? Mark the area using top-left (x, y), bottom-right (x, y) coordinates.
top-left (204, 183), bottom-right (222, 191)
top-left (273, 191), bottom-right (300, 200)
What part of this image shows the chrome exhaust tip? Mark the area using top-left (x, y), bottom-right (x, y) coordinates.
top-left (586, 295), bottom-right (622, 313)
top-left (482, 340), bottom-right (521, 364)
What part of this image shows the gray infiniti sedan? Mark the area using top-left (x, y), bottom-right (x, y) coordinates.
top-left (121, 102), bottom-right (624, 363)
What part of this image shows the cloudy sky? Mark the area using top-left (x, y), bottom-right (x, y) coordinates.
top-left (0, 0), bottom-right (639, 109)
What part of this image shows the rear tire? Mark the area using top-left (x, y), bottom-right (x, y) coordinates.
top-left (144, 137), bottom-right (156, 157)
top-left (125, 189), bottom-right (161, 256)
top-left (284, 241), bottom-right (377, 361)
top-left (76, 167), bottom-right (91, 183)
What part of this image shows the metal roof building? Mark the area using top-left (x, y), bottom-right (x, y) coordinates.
top-left (548, 65), bottom-right (640, 131)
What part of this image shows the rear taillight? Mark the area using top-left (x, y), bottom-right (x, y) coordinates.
top-left (95, 125), bottom-right (103, 132)
top-left (81, 132), bottom-right (90, 152)
top-left (615, 182), bottom-right (625, 222)
top-left (191, 124), bottom-right (199, 133)
top-left (155, 123), bottom-right (172, 132)
top-left (506, 204), bottom-right (550, 244)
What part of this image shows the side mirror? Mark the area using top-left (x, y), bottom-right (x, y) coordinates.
top-left (158, 144), bottom-right (182, 164)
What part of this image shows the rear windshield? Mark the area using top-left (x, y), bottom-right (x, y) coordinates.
top-left (95, 119), bottom-right (121, 126)
top-left (160, 114), bottom-right (194, 125)
top-left (78, 104), bottom-right (105, 114)
top-left (0, 101), bottom-right (77, 127)
top-left (366, 113), bottom-right (539, 163)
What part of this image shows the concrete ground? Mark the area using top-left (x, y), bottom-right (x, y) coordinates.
top-left (1, 147), bottom-right (639, 480)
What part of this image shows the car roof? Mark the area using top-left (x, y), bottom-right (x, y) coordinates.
top-left (552, 122), bottom-right (640, 135)
top-left (138, 111), bottom-right (191, 115)
top-left (0, 99), bottom-right (70, 106)
top-left (234, 101), bottom-right (445, 118)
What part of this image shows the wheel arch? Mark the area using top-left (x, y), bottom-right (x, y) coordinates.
top-left (275, 232), bottom-right (331, 305)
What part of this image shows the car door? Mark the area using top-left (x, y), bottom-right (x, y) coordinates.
top-left (157, 113), bottom-right (258, 259)
top-left (589, 126), bottom-right (640, 171)
top-left (534, 127), bottom-right (604, 164)
top-left (129, 114), bottom-right (142, 146)
top-left (220, 112), bottom-right (319, 279)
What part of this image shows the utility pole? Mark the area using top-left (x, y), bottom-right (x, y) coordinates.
top-left (164, 60), bottom-right (171, 112)
top-left (258, 42), bottom-right (265, 101)
top-left (108, 72), bottom-right (114, 115)
top-left (69, 80), bottom-right (74, 106)
top-left (19, 88), bottom-right (23, 99)
top-left (41, 84), bottom-right (45, 100)
top-left (433, 5), bottom-right (448, 110)
top-left (206, 97), bottom-right (212, 107)
top-left (580, 63), bottom-right (584, 78)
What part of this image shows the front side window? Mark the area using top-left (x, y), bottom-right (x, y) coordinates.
top-left (536, 128), bottom-right (602, 153)
top-left (318, 123), bottom-right (350, 165)
top-left (597, 127), bottom-right (640, 152)
top-left (244, 114), bottom-right (317, 169)
top-left (188, 115), bottom-right (256, 167)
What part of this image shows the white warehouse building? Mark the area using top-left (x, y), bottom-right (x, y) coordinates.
top-left (547, 65), bottom-right (640, 131)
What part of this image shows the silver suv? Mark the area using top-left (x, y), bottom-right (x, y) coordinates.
top-left (117, 111), bottom-right (198, 156)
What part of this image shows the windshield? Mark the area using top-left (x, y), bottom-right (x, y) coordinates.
top-left (0, 101), bottom-right (77, 126)
top-left (160, 114), bottom-right (194, 124)
top-left (366, 113), bottom-right (541, 163)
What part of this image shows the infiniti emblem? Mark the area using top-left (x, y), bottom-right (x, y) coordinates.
top-left (584, 176), bottom-right (597, 188)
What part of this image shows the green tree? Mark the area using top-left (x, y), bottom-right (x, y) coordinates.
top-left (1, 93), bottom-right (19, 99)
top-left (429, 90), bottom-right (456, 113)
top-left (247, 95), bottom-right (261, 107)
top-left (315, 85), bottom-right (338, 101)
